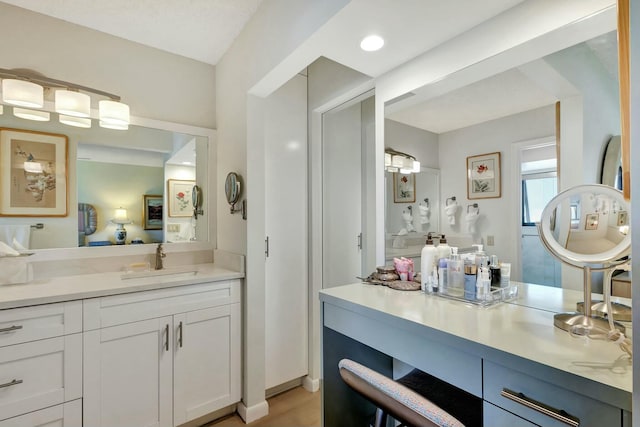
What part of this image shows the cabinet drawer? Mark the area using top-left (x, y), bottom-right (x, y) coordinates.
top-left (0, 302), bottom-right (82, 347)
top-left (484, 401), bottom-right (538, 427)
top-left (83, 280), bottom-right (241, 330)
top-left (0, 335), bottom-right (82, 421)
top-left (484, 361), bottom-right (621, 427)
top-left (0, 399), bottom-right (81, 427)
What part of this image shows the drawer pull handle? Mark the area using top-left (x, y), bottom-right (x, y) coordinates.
top-left (164, 324), bottom-right (169, 352)
top-left (0, 379), bottom-right (23, 389)
top-left (0, 325), bottom-right (23, 333)
top-left (178, 321), bottom-right (183, 348)
top-left (501, 388), bottom-right (580, 427)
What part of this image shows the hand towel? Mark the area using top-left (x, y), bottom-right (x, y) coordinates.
top-left (0, 225), bottom-right (31, 250)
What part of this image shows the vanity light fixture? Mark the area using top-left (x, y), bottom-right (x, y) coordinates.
top-left (0, 68), bottom-right (130, 130)
top-left (385, 148), bottom-right (420, 174)
top-left (360, 35), bottom-right (384, 52)
top-left (13, 107), bottom-right (50, 121)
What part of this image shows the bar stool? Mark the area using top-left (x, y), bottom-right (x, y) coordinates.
top-left (338, 359), bottom-right (465, 427)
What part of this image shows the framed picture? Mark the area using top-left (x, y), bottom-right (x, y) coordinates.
top-left (467, 152), bottom-right (501, 200)
top-left (393, 173), bottom-right (415, 203)
top-left (0, 128), bottom-right (68, 217)
top-left (585, 213), bottom-right (599, 230)
top-left (167, 179), bottom-right (195, 217)
top-left (143, 194), bottom-right (163, 230)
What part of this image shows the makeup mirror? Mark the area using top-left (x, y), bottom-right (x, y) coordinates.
top-left (538, 184), bottom-right (630, 334)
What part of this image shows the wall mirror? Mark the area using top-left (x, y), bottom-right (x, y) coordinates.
top-left (382, 9), bottom-right (619, 283)
top-left (0, 106), bottom-right (212, 250)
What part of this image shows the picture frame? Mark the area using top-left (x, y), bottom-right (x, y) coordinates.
top-left (467, 151), bottom-right (501, 200)
top-left (0, 128), bottom-right (68, 217)
top-left (142, 194), bottom-right (163, 230)
top-left (393, 173), bottom-right (415, 203)
top-left (585, 213), bottom-right (599, 230)
top-left (167, 179), bottom-right (195, 217)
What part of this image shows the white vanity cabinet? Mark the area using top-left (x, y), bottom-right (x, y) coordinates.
top-left (0, 301), bottom-right (83, 426)
top-left (82, 280), bottom-right (241, 427)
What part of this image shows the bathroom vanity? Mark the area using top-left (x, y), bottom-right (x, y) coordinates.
top-left (321, 282), bottom-right (632, 426)
top-left (0, 260), bottom-right (242, 427)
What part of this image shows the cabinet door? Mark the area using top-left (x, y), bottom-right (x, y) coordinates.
top-left (173, 304), bottom-right (240, 425)
top-left (84, 317), bottom-right (173, 427)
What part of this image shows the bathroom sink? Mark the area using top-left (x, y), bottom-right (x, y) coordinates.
top-left (121, 265), bottom-right (198, 280)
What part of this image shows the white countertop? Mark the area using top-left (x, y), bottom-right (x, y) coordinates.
top-left (0, 263), bottom-right (243, 310)
top-left (320, 282), bottom-right (632, 394)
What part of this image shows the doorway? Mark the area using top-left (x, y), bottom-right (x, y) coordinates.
top-left (515, 139), bottom-right (561, 287)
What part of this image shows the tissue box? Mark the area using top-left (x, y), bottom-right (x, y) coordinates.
top-left (0, 257), bottom-right (32, 285)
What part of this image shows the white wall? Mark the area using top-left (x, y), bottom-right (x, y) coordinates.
top-left (438, 105), bottom-right (555, 262)
top-left (214, 1), bottom-right (351, 419)
top-left (0, 3), bottom-right (215, 128)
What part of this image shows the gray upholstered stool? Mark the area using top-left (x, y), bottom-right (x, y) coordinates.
top-left (338, 359), bottom-right (465, 427)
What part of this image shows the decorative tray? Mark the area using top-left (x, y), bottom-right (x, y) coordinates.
top-left (433, 284), bottom-right (519, 307)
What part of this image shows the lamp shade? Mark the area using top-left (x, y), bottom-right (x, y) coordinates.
top-left (112, 207), bottom-right (131, 224)
top-left (412, 160), bottom-right (421, 173)
top-left (391, 155), bottom-right (404, 168)
top-left (55, 90), bottom-right (90, 117)
top-left (13, 107), bottom-right (50, 121)
top-left (59, 114), bottom-right (91, 128)
top-left (99, 100), bottom-right (130, 127)
top-left (384, 152), bottom-right (392, 167)
top-left (2, 79), bottom-right (44, 108)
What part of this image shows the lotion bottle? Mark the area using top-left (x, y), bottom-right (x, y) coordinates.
top-left (421, 234), bottom-right (437, 291)
top-left (437, 235), bottom-right (451, 262)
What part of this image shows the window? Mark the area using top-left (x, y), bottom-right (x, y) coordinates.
top-left (522, 172), bottom-right (557, 226)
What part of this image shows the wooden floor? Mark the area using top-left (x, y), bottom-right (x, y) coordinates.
top-left (206, 387), bottom-right (321, 427)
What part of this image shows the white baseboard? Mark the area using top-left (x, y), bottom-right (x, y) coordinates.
top-left (302, 375), bottom-right (320, 392)
top-left (237, 400), bottom-right (269, 423)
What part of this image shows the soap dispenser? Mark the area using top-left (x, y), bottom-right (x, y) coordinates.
top-left (420, 234), bottom-right (437, 291)
top-left (437, 235), bottom-right (451, 262)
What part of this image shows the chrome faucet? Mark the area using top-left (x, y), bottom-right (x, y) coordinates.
top-left (155, 244), bottom-right (166, 270)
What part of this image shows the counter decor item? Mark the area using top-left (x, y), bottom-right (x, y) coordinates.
top-left (359, 265), bottom-right (421, 291)
top-left (466, 151), bottom-right (501, 200)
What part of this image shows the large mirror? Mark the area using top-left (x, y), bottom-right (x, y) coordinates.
top-left (382, 12), bottom-right (619, 288)
top-left (0, 106), bottom-right (211, 250)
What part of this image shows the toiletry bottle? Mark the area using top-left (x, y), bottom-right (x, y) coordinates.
top-left (473, 244), bottom-right (488, 271)
top-left (438, 257), bottom-right (448, 293)
top-left (437, 235), bottom-right (451, 262)
top-left (447, 247), bottom-right (464, 296)
top-left (431, 269), bottom-right (439, 293)
top-left (489, 255), bottom-right (501, 288)
top-left (476, 266), bottom-right (490, 299)
top-left (420, 234), bottom-right (437, 290)
top-left (464, 262), bottom-right (477, 300)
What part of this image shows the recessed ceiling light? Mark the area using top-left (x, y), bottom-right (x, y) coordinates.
top-left (360, 35), bottom-right (384, 52)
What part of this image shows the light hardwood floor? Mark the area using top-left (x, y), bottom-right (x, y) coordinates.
top-left (207, 387), bottom-right (321, 427)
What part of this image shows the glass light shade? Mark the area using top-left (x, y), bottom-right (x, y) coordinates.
top-left (55, 90), bottom-right (90, 117)
top-left (403, 157), bottom-right (414, 169)
top-left (59, 114), bottom-right (91, 128)
top-left (2, 79), bottom-right (44, 108)
top-left (386, 166), bottom-right (399, 173)
top-left (400, 168), bottom-right (413, 174)
top-left (412, 160), bottom-right (421, 173)
top-left (99, 100), bottom-right (130, 126)
top-left (13, 107), bottom-right (50, 121)
top-left (0, 105), bottom-right (3, 115)
top-left (99, 120), bottom-right (129, 130)
top-left (384, 152), bottom-right (392, 167)
top-left (23, 161), bottom-right (43, 173)
top-left (391, 155), bottom-right (404, 168)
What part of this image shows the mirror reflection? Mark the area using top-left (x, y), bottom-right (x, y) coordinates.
top-left (383, 28), bottom-right (620, 286)
top-left (0, 105), bottom-right (208, 249)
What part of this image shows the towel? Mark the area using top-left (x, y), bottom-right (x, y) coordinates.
top-left (465, 211), bottom-right (480, 233)
top-left (419, 205), bottom-right (430, 225)
top-left (0, 225), bottom-right (31, 250)
top-left (445, 202), bottom-right (459, 225)
top-left (0, 241), bottom-right (19, 257)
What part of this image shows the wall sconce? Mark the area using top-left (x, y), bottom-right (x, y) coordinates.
top-left (0, 68), bottom-right (130, 130)
top-left (384, 148), bottom-right (420, 174)
top-left (111, 207), bottom-right (132, 245)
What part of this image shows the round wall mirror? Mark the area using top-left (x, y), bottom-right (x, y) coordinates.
top-left (224, 172), bottom-right (242, 206)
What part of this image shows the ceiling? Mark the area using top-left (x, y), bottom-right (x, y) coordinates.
top-left (0, 0), bottom-right (264, 65)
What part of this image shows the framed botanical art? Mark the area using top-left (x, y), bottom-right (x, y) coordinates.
top-left (0, 128), bottom-right (68, 216)
top-left (142, 194), bottom-right (163, 230)
top-left (393, 173), bottom-right (415, 203)
top-left (467, 152), bottom-right (501, 200)
top-left (167, 179), bottom-right (195, 217)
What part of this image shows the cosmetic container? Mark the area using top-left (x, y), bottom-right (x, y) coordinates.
top-left (489, 254), bottom-right (501, 288)
top-left (447, 247), bottom-right (464, 297)
top-left (464, 262), bottom-right (477, 300)
top-left (420, 235), bottom-right (437, 289)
